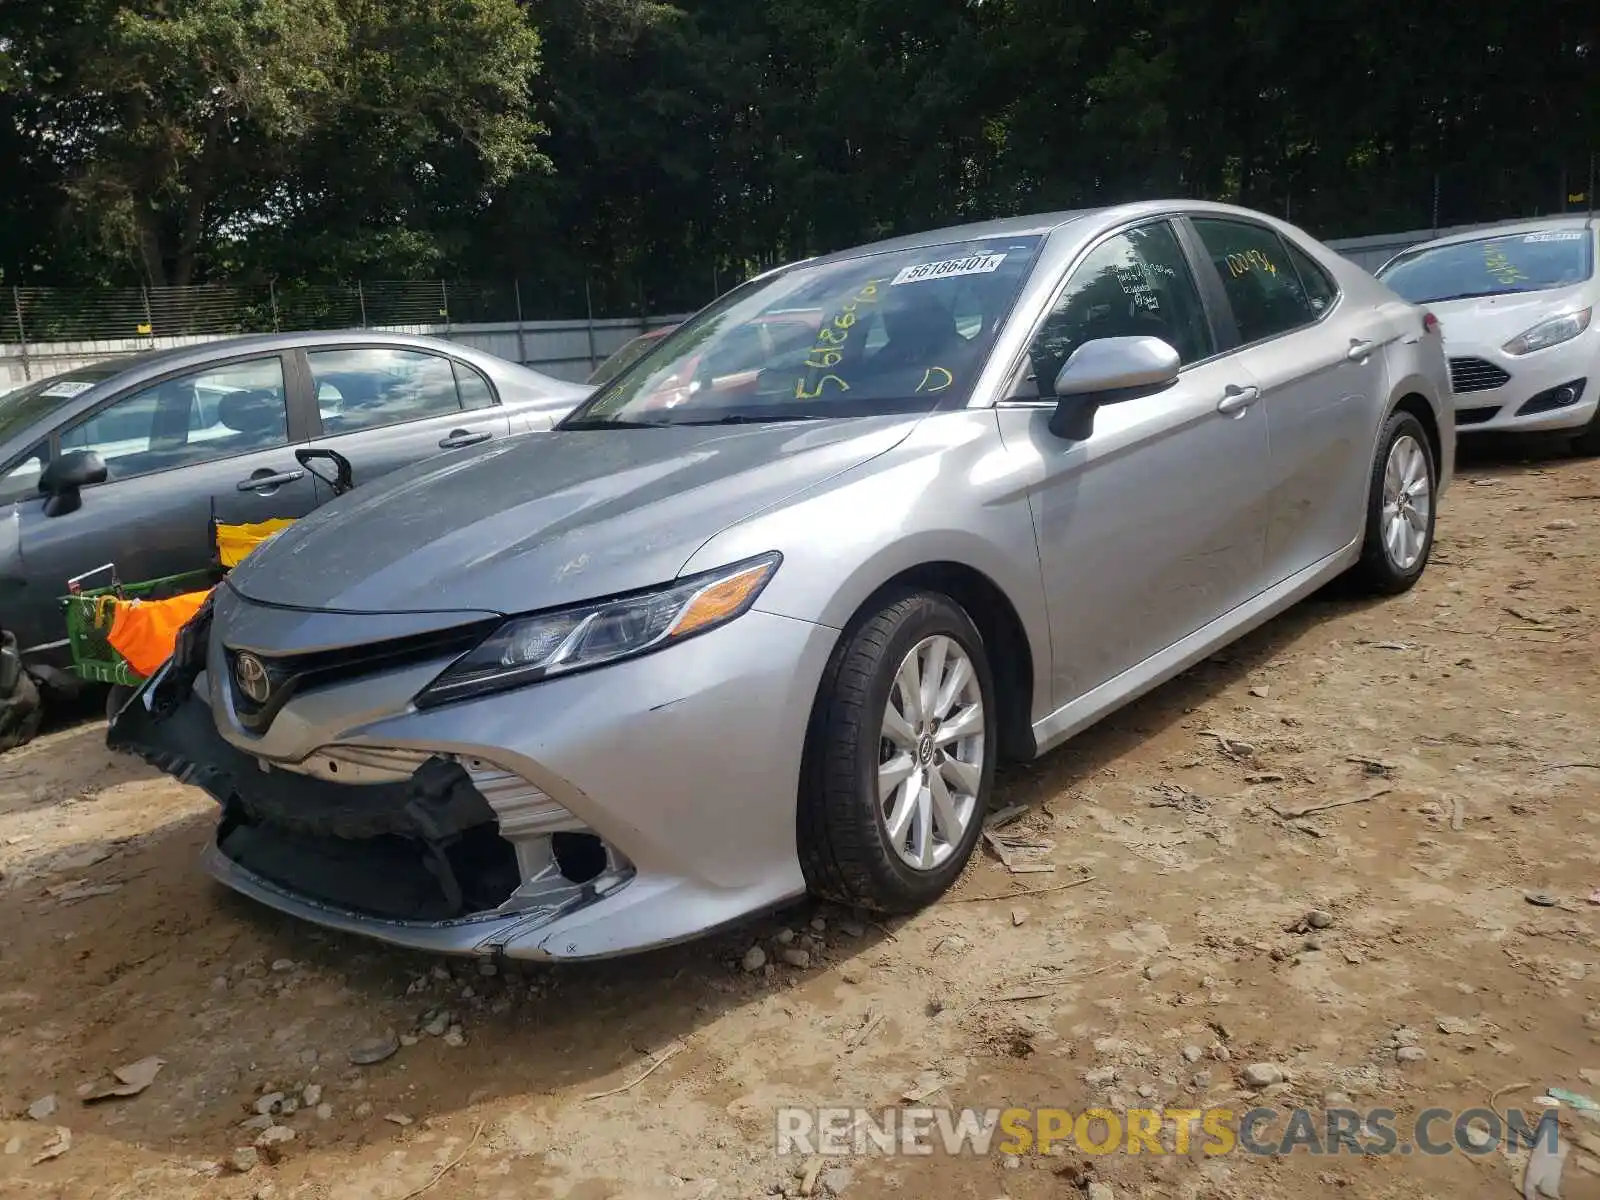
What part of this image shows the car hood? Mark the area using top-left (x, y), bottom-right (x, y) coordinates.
top-left (1428, 285), bottom-right (1591, 346)
top-left (225, 417), bottom-right (919, 615)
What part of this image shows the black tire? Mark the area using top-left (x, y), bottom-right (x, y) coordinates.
top-left (0, 668), bottom-right (42, 753)
top-left (106, 683), bottom-right (134, 723)
top-left (1570, 415), bottom-right (1600, 457)
top-left (1351, 409), bottom-right (1437, 595)
top-left (798, 590), bottom-right (997, 913)
top-left (29, 664), bottom-right (85, 705)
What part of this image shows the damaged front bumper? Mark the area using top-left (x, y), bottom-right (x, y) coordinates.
top-left (112, 656), bottom-right (634, 958)
top-left (109, 582), bottom-right (834, 960)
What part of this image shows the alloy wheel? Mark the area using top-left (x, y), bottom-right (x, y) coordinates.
top-left (1380, 433), bottom-right (1432, 571)
top-left (876, 634), bottom-right (985, 871)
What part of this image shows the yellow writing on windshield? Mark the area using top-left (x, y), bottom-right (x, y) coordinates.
top-left (1483, 243), bottom-right (1529, 286)
top-left (915, 366), bottom-right (954, 394)
top-left (796, 374), bottom-right (850, 399)
top-left (795, 280), bottom-right (883, 400)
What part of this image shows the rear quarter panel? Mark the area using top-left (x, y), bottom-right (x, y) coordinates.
top-left (1321, 258), bottom-right (1455, 494)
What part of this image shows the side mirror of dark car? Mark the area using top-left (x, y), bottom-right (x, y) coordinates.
top-left (38, 450), bottom-right (108, 518)
top-left (1049, 336), bottom-right (1181, 441)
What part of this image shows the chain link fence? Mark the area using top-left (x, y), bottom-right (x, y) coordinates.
top-left (0, 280), bottom-right (698, 390)
top-left (0, 279), bottom-right (613, 345)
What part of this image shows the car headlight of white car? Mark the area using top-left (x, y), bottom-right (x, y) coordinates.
top-left (1502, 307), bottom-right (1592, 356)
top-left (417, 552), bottom-right (782, 705)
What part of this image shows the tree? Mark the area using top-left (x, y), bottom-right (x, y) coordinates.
top-left (2, 0), bottom-right (542, 286)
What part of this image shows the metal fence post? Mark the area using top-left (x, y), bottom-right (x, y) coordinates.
top-left (513, 278), bottom-right (527, 365)
top-left (140, 286), bottom-right (154, 337)
top-left (357, 280), bottom-right (367, 328)
top-left (440, 281), bottom-right (450, 332)
top-left (584, 278), bottom-right (599, 375)
top-left (269, 280), bottom-right (280, 331)
top-left (12, 286), bottom-right (29, 381)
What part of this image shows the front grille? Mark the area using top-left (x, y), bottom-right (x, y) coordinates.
top-left (1455, 406), bottom-right (1500, 426)
top-left (1449, 357), bottom-right (1511, 394)
top-left (225, 619), bottom-right (496, 734)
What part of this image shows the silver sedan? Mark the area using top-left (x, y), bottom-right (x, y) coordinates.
top-left (113, 200), bottom-right (1453, 961)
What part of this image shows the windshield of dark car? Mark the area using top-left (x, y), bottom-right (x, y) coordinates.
top-left (1377, 228), bottom-right (1595, 302)
top-left (0, 364), bottom-right (123, 445)
top-left (562, 234), bottom-right (1044, 427)
top-left (587, 331), bottom-right (670, 386)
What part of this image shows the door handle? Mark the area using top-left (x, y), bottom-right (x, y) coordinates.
top-left (237, 469), bottom-right (304, 492)
top-left (439, 429), bottom-right (492, 449)
top-left (1216, 385), bottom-right (1260, 416)
top-left (1346, 339), bottom-right (1376, 361)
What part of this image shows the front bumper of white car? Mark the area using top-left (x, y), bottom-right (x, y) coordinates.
top-left (1446, 330), bottom-right (1598, 434)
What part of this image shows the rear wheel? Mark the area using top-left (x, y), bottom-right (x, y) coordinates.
top-left (799, 590), bottom-right (996, 912)
top-left (1351, 410), bottom-right (1436, 595)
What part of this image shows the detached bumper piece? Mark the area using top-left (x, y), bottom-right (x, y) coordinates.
top-left (110, 671), bottom-right (633, 942)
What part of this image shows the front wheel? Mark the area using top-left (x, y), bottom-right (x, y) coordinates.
top-left (1569, 406), bottom-right (1600, 456)
top-left (799, 590), bottom-right (997, 913)
top-left (1351, 410), bottom-right (1437, 595)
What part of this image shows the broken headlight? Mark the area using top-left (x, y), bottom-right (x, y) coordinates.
top-left (416, 552), bottom-right (781, 706)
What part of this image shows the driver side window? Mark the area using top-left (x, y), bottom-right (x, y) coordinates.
top-left (59, 356), bottom-right (289, 483)
top-left (1023, 222), bottom-right (1214, 397)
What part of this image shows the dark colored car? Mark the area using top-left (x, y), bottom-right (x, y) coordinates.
top-left (586, 326), bottom-right (676, 387)
top-left (0, 330), bottom-right (589, 670)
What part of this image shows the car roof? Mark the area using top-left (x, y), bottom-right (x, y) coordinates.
top-left (785, 199), bottom-right (1336, 272)
top-left (800, 209), bottom-right (1106, 269)
top-left (1390, 215), bottom-right (1596, 254)
top-left (76, 328), bottom-right (523, 379)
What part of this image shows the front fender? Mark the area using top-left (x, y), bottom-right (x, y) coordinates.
top-left (678, 411), bottom-right (1054, 725)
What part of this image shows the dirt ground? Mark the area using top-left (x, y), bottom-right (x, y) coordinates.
top-left (3, 437), bottom-right (1600, 1200)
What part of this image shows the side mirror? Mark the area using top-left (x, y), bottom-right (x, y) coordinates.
top-left (38, 450), bottom-right (108, 518)
top-left (1048, 336), bottom-right (1181, 441)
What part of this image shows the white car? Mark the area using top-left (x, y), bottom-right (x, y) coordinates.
top-left (1375, 217), bottom-right (1598, 450)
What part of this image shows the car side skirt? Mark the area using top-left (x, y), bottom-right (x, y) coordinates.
top-left (1030, 536), bottom-right (1362, 757)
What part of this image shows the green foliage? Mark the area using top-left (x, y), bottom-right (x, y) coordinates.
top-left (0, 0), bottom-right (1595, 309)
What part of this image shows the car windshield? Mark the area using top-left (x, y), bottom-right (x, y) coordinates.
top-left (562, 234), bottom-right (1044, 427)
top-left (587, 330), bottom-right (672, 386)
top-left (0, 362), bottom-right (126, 445)
top-left (1377, 228), bottom-right (1595, 302)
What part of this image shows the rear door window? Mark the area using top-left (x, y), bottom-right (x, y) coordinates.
top-left (307, 347), bottom-right (470, 435)
top-left (1283, 241), bottom-right (1340, 316)
top-left (1191, 218), bottom-right (1321, 344)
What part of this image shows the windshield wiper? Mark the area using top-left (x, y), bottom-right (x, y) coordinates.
top-left (557, 417), bottom-right (670, 430)
top-left (1420, 289), bottom-right (1525, 303)
top-left (667, 413), bottom-right (831, 426)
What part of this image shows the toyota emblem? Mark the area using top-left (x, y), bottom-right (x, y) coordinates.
top-left (233, 652), bottom-right (271, 705)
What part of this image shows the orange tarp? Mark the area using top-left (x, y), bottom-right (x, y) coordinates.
top-left (106, 590), bottom-right (213, 678)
